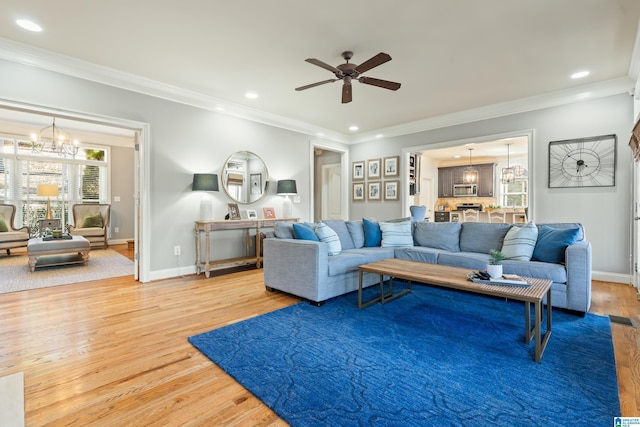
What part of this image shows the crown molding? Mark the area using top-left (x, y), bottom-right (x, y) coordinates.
top-left (0, 37), bottom-right (634, 146)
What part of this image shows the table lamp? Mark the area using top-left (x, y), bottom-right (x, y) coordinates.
top-left (37, 184), bottom-right (59, 220)
top-left (277, 179), bottom-right (297, 218)
top-left (192, 173), bottom-right (219, 220)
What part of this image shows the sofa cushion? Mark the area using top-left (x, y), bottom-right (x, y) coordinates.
top-left (315, 222), bottom-right (342, 256)
top-left (538, 223), bottom-right (584, 241)
top-left (347, 247), bottom-right (396, 264)
top-left (0, 214), bottom-right (7, 232)
top-left (459, 222), bottom-right (511, 254)
top-left (362, 218), bottom-right (382, 247)
top-left (437, 251), bottom-right (491, 270)
top-left (274, 222), bottom-right (295, 239)
top-left (346, 221), bottom-right (365, 248)
top-left (0, 230), bottom-right (29, 243)
top-left (413, 222), bottom-right (461, 252)
top-left (502, 260), bottom-right (568, 284)
top-left (532, 225), bottom-right (580, 264)
top-left (394, 246), bottom-right (441, 264)
top-left (292, 223), bottom-right (319, 241)
top-left (501, 222), bottom-right (538, 261)
top-left (327, 251), bottom-right (367, 276)
top-left (322, 220), bottom-right (355, 250)
top-left (379, 220), bottom-right (413, 247)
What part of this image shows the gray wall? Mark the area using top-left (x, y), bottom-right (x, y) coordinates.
top-left (109, 145), bottom-right (135, 241)
top-left (349, 93), bottom-right (634, 277)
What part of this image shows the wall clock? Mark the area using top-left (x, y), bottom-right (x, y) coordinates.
top-left (548, 134), bottom-right (616, 188)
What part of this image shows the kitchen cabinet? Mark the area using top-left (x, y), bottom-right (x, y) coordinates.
top-left (438, 163), bottom-right (495, 198)
top-left (434, 211), bottom-right (450, 222)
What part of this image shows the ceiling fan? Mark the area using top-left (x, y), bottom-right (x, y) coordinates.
top-left (295, 51), bottom-right (401, 104)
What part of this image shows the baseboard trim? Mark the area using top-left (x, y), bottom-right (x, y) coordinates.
top-left (148, 265), bottom-right (197, 281)
top-left (592, 270), bottom-right (632, 284)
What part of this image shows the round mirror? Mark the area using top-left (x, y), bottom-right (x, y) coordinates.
top-left (222, 151), bottom-right (269, 204)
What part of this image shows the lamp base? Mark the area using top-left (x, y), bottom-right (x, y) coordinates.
top-left (45, 198), bottom-right (53, 220)
top-left (199, 195), bottom-right (213, 220)
top-left (282, 196), bottom-right (292, 218)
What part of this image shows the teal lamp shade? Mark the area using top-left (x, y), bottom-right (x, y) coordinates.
top-left (277, 179), bottom-right (297, 195)
top-left (192, 174), bottom-right (219, 192)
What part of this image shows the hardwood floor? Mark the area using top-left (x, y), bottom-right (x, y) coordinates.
top-left (0, 244), bottom-right (638, 425)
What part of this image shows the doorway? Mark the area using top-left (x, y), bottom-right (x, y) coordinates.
top-left (311, 143), bottom-right (348, 221)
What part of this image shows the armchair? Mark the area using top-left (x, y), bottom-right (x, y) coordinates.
top-left (68, 204), bottom-right (110, 248)
top-left (0, 204), bottom-right (30, 255)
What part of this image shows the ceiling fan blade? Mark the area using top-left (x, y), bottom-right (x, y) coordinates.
top-left (295, 79), bottom-right (339, 91)
top-left (342, 83), bottom-right (352, 104)
top-left (358, 76), bottom-right (401, 91)
top-left (305, 58), bottom-right (341, 74)
top-left (354, 52), bottom-right (392, 74)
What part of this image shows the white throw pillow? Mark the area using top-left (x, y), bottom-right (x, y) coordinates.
top-left (379, 220), bottom-right (414, 247)
top-left (314, 222), bottom-right (342, 256)
top-left (501, 222), bottom-right (538, 261)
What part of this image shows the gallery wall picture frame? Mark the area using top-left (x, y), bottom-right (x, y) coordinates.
top-left (352, 182), bottom-right (365, 201)
top-left (367, 158), bottom-right (381, 179)
top-left (383, 156), bottom-right (399, 177)
top-left (263, 207), bottom-right (276, 219)
top-left (250, 173), bottom-right (262, 194)
top-left (228, 203), bottom-right (241, 220)
top-left (384, 180), bottom-right (399, 200)
top-left (352, 161), bottom-right (365, 180)
top-left (548, 134), bottom-right (617, 188)
top-left (246, 209), bottom-right (258, 219)
top-left (368, 181), bottom-right (381, 201)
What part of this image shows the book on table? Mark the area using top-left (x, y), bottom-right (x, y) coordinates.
top-left (468, 272), bottom-right (531, 287)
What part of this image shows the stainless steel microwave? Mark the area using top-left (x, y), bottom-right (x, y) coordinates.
top-left (453, 183), bottom-right (477, 197)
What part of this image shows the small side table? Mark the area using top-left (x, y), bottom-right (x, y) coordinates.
top-left (38, 218), bottom-right (61, 236)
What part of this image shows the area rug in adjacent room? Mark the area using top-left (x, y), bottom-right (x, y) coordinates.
top-left (189, 285), bottom-right (619, 427)
top-left (0, 249), bottom-right (134, 293)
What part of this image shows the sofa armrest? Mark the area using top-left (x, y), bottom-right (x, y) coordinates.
top-left (263, 238), bottom-right (329, 301)
top-left (565, 240), bottom-right (592, 312)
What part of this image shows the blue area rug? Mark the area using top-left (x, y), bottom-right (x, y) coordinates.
top-left (189, 284), bottom-right (619, 426)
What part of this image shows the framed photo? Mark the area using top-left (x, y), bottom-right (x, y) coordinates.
top-left (246, 209), bottom-right (258, 219)
top-left (367, 158), bottom-right (381, 179)
top-left (352, 161), bottom-right (365, 180)
top-left (384, 180), bottom-right (399, 200)
top-left (263, 207), bottom-right (276, 219)
top-left (352, 182), bottom-right (365, 201)
top-left (250, 173), bottom-right (262, 194)
top-left (368, 181), bottom-right (381, 201)
top-left (383, 156), bottom-right (399, 177)
top-left (548, 134), bottom-right (616, 188)
top-left (228, 203), bottom-right (240, 220)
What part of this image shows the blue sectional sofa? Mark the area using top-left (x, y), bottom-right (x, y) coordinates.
top-left (263, 219), bottom-right (592, 313)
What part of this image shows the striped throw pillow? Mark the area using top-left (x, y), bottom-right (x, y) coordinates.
top-left (379, 220), bottom-right (414, 247)
top-left (314, 222), bottom-right (342, 256)
top-left (501, 222), bottom-right (538, 261)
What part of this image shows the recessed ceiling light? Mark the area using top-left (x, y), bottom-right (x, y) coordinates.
top-left (214, 106), bottom-right (225, 112)
top-left (16, 19), bottom-right (42, 32)
top-left (453, 155), bottom-right (461, 158)
top-left (571, 71), bottom-right (590, 79)
top-left (349, 126), bottom-right (359, 131)
top-left (245, 92), bottom-right (258, 99)
top-left (375, 134), bottom-right (384, 139)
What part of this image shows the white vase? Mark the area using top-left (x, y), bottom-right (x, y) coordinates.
top-left (486, 264), bottom-right (503, 279)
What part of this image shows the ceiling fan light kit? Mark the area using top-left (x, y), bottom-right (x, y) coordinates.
top-left (295, 51), bottom-right (401, 103)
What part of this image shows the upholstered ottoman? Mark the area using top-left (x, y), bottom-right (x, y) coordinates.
top-left (27, 236), bottom-right (91, 272)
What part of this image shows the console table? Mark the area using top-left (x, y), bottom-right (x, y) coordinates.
top-left (195, 218), bottom-right (297, 278)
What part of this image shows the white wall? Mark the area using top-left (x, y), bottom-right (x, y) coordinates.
top-left (0, 59), bottom-right (313, 277)
top-left (350, 93), bottom-right (634, 280)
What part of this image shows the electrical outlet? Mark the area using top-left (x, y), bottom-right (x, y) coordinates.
top-left (114, 227), bottom-right (119, 233)
top-left (174, 246), bottom-right (181, 256)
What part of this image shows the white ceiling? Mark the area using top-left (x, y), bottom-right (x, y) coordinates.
top-left (0, 0), bottom-right (639, 144)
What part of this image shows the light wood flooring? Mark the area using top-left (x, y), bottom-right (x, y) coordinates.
top-left (0, 244), bottom-right (638, 425)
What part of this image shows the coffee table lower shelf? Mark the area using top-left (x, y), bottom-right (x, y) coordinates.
top-left (357, 259), bottom-right (553, 363)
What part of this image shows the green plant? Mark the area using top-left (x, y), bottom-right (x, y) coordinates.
top-left (488, 249), bottom-right (506, 265)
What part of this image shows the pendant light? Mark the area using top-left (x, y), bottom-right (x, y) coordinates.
top-left (501, 143), bottom-right (515, 184)
top-left (463, 148), bottom-right (478, 183)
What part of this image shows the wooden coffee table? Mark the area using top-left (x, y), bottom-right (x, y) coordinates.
top-left (358, 259), bottom-right (553, 363)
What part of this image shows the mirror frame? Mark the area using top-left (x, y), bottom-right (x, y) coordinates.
top-left (221, 151), bottom-right (269, 204)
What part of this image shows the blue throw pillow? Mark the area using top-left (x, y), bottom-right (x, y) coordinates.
top-left (292, 223), bottom-right (319, 241)
top-left (532, 225), bottom-right (580, 264)
top-left (362, 218), bottom-right (381, 247)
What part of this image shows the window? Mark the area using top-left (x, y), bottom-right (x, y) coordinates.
top-left (501, 178), bottom-right (528, 208)
top-left (0, 137), bottom-right (108, 234)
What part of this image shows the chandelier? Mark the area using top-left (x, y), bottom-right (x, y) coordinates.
top-left (501, 143), bottom-right (515, 184)
top-left (462, 148), bottom-right (478, 183)
top-left (31, 118), bottom-right (80, 157)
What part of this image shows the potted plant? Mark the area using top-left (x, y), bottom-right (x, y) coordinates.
top-left (487, 249), bottom-right (505, 279)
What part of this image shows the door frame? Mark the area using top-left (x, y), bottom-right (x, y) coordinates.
top-left (309, 140), bottom-right (350, 221)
